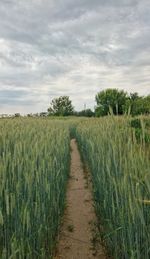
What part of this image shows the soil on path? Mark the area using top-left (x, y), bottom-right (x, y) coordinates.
top-left (54, 139), bottom-right (107, 259)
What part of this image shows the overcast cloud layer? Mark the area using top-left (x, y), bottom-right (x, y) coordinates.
top-left (0, 0), bottom-right (150, 114)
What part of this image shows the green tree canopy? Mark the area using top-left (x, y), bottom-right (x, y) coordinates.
top-left (75, 109), bottom-right (94, 117)
top-left (124, 93), bottom-right (150, 115)
top-left (48, 96), bottom-right (74, 116)
top-left (95, 89), bottom-right (127, 116)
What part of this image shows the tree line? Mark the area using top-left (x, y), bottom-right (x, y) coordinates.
top-left (47, 89), bottom-right (150, 117)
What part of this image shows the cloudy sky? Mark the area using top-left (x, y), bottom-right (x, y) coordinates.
top-left (0, 0), bottom-right (150, 114)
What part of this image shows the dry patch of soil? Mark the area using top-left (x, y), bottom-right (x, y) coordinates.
top-left (54, 139), bottom-right (107, 259)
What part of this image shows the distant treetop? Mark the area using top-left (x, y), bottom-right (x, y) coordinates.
top-left (95, 89), bottom-right (150, 116)
top-left (48, 96), bottom-right (74, 116)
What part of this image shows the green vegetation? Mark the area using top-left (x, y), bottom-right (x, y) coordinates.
top-left (75, 116), bottom-right (150, 258)
top-left (0, 118), bottom-right (70, 258)
top-left (48, 96), bottom-right (74, 116)
top-left (95, 89), bottom-right (150, 116)
top-left (0, 115), bottom-right (150, 258)
top-left (125, 94), bottom-right (150, 116)
top-left (74, 109), bottom-right (94, 117)
top-left (95, 88), bottom-right (127, 116)
top-left (131, 117), bottom-right (150, 143)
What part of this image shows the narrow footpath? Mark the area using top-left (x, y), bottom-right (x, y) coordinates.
top-left (54, 139), bottom-right (107, 259)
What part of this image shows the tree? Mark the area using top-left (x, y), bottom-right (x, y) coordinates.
top-left (14, 113), bottom-right (21, 117)
top-left (95, 89), bottom-right (127, 116)
top-left (48, 96), bottom-right (74, 116)
top-left (39, 112), bottom-right (48, 117)
top-left (131, 96), bottom-right (150, 115)
top-left (144, 95), bottom-right (150, 114)
top-left (124, 92), bottom-right (140, 115)
top-left (124, 93), bottom-right (150, 115)
top-left (75, 109), bottom-right (94, 117)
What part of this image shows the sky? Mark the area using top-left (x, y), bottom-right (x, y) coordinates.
top-left (0, 0), bottom-right (150, 114)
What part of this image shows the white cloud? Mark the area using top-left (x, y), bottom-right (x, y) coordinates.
top-left (0, 0), bottom-right (150, 113)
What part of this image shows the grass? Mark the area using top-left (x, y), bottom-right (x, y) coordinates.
top-left (0, 115), bottom-right (150, 258)
top-left (130, 116), bottom-right (150, 144)
top-left (75, 115), bottom-right (150, 259)
top-left (0, 118), bottom-right (70, 258)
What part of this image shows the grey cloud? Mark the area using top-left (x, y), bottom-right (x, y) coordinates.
top-left (0, 0), bottom-right (150, 113)
top-left (0, 89), bottom-right (34, 105)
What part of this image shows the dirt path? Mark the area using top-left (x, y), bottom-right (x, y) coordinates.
top-left (54, 139), bottom-right (106, 259)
